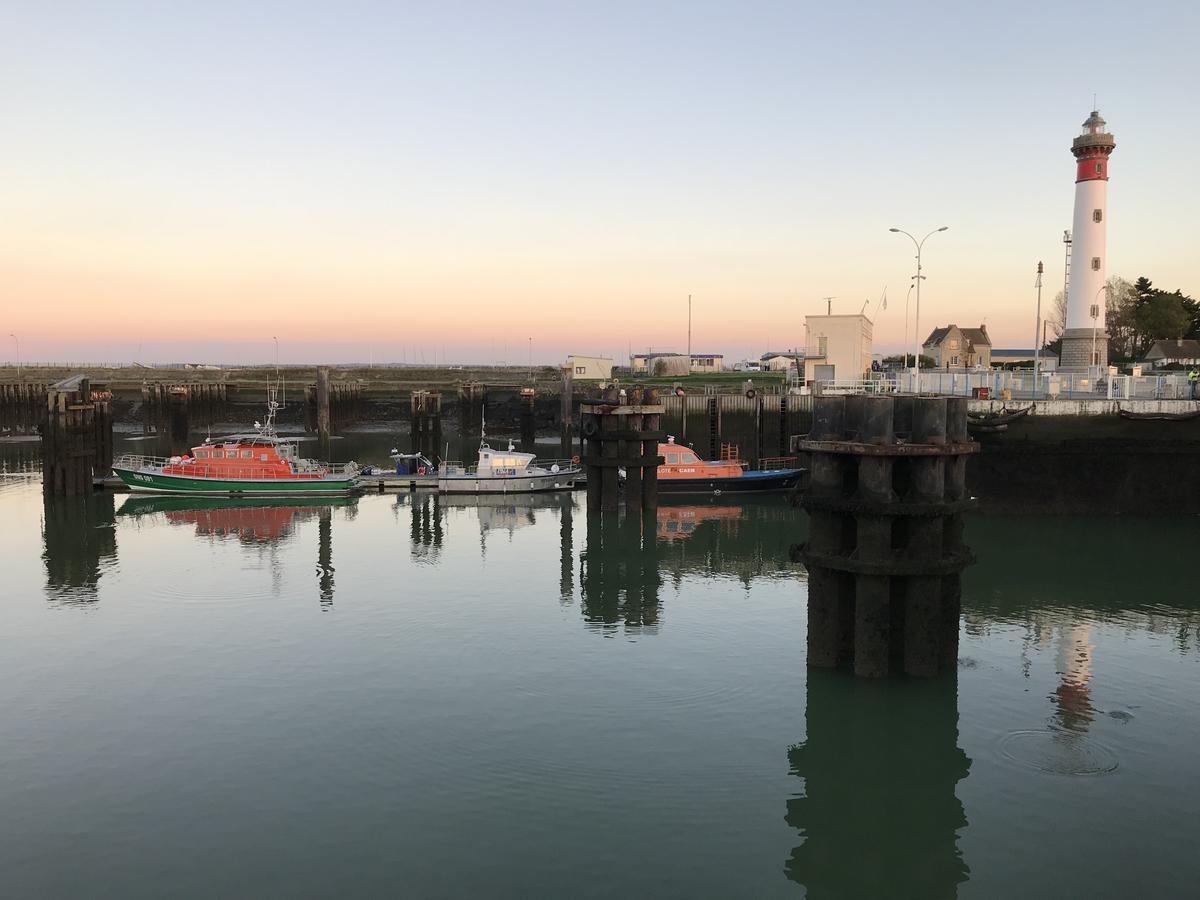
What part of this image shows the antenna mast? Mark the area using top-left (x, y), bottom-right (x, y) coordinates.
top-left (687, 294), bottom-right (692, 370)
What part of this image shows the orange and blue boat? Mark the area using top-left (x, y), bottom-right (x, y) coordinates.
top-left (656, 438), bottom-right (802, 495)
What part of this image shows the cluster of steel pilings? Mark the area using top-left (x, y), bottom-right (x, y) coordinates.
top-left (797, 395), bottom-right (979, 677)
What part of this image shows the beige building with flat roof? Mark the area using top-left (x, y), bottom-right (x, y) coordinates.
top-left (802, 314), bottom-right (873, 383)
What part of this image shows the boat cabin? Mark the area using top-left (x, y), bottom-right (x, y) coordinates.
top-left (657, 438), bottom-right (745, 479)
top-left (161, 435), bottom-right (328, 481)
top-left (476, 442), bottom-right (538, 477)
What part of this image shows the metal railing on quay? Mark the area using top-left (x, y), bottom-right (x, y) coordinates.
top-left (883, 369), bottom-right (1197, 401)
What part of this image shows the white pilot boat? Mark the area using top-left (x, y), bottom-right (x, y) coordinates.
top-left (438, 435), bottom-right (581, 494)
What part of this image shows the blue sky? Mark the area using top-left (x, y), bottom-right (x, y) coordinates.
top-left (2, 1), bottom-right (1196, 364)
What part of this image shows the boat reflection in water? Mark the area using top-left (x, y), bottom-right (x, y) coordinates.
top-left (117, 494), bottom-right (356, 544)
top-left (655, 503), bottom-right (744, 541)
top-left (786, 670), bottom-right (971, 897)
top-left (656, 497), bottom-right (803, 587)
top-left (118, 494), bottom-right (356, 609)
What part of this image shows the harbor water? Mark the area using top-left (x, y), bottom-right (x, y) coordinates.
top-left (1, 435), bottom-right (1198, 898)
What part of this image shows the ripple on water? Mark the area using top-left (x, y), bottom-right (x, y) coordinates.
top-left (998, 729), bottom-right (1120, 776)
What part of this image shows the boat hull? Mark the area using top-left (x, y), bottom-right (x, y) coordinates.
top-left (113, 466), bottom-right (360, 496)
top-left (656, 468), bottom-right (803, 495)
top-left (438, 470), bottom-right (581, 494)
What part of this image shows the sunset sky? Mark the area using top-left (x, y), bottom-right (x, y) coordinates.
top-left (3, 1), bottom-right (1197, 365)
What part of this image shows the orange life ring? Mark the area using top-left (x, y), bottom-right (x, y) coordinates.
top-left (571, 455), bottom-right (581, 465)
top-left (417, 466), bottom-right (427, 475)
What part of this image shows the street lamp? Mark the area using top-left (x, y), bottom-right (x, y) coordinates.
top-left (890, 226), bottom-right (949, 393)
top-left (9, 333), bottom-right (18, 383)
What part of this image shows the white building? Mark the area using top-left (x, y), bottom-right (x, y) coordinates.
top-left (631, 352), bottom-right (688, 376)
top-left (760, 351), bottom-right (805, 371)
top-left (1062, 110), bottom-right (1116, 370)
top-left (688, 353), bottom-right (724, 372)
top-left (802, 314), bottom-right (873, 384)
top-left (566, 355), bottom-right (613, 380)
top-left (631, 352), bottom-right (724, 374)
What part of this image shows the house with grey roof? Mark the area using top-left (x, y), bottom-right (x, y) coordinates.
top-left (1144, 338), bottom-right (1200, 368)
top-left (922, 324), bottom-right (992, 369)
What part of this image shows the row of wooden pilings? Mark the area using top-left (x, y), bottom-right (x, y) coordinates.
top-left (0, 382), bottom-right (48, 433)
top-left (796, 394), bottom-right (978, 678)
top-left (142, 382), bottom-right (231, 440)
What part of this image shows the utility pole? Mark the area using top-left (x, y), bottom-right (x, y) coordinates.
top-left (1034, 261), bottom-right (1044, 396)
top-left (687, 294), bottom-right (692, 372)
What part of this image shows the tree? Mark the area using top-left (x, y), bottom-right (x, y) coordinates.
top-left (882, 354), bottom-right (935, 369)
top-left (1048, 290), bottom-right (1068, 339)
top-left (1104, 276), bottom-right (1138, 361)
top-left (1134, 292), bottom-right (1191, 353)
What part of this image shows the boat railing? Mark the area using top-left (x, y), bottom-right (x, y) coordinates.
top-left (438, 457), bottom-right (582, 478)
top-left (755, 455), bottom-right (800, 471)
top-left (115, 453), bottom-right (358, 480)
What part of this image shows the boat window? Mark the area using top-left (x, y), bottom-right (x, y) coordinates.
top-left (212, 451), bottom-right (224, 459)
top-left (667, 452), bottom-right (680, 464)
top-left (196, 450), bottom-right (209, 459)
top-left (260, 454), bottom-right (269, 462)
top-left (240, 450), bottom-right (253, 459)
top-left (680, 451), bottom-right (698, 462)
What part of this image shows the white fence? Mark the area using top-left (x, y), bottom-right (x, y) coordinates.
top-left (888, 370), bottom-right (1194, 401)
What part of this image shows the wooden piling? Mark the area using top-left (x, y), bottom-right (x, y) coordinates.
top-left (316, 367), bottom-right (331, 441)
top-left (42, 375), bottom-right (112, 496)
top-left (560, 368), bottom-right (574, 459)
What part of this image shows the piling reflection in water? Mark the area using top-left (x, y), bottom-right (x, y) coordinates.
top-left (785, 670), bottom-right (971, 897)
top-left (582, 511), bottom-right (661, 631)
top-left (318, 506), bottom-right (334, 610)
top-left (42, 493), bottom-right (117, 603)
top-left (400, 494), bottom-right (443, 564)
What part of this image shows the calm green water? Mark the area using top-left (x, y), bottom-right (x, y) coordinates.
top-left (2, 438), bottom-right (1199, 898)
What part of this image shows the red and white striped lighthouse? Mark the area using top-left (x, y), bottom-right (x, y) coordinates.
top-left (1062, 110), bottom-right (1116, 370)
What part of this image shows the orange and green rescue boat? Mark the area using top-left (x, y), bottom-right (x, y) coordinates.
top-left (112, 393), bottom-right (359, 496)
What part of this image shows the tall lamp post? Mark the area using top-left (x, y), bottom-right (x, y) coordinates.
top-left (1033, 262), bottom-right (1044, 397)
top-left (889, 226), bottom-right (949, 393)
top-left (9, 333), bottom-right (19, 383)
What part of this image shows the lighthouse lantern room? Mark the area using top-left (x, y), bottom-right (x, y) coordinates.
top-left (1061, 109), bottom-right (1116, 371)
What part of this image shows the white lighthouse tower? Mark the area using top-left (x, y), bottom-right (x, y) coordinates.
top-left (1061, 110), bottom-right (1116, 371)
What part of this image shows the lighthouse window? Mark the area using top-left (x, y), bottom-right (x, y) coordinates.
top-left (1093, 209), bottom-right (1103, 223)
top-left (1091, 257), bottom-right (1101, 271)
top-left (1095, 162), bottom-right (1103, 174)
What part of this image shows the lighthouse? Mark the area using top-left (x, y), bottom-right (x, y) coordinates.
top-left (1062, 110), bottom-right (1116, 371)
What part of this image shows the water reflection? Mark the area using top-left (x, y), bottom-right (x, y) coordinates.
top-left (42, 493), bottom-right (117, 603)
top-left (397, 494), bottom-right (443, 564)
top-left (785, 670), bottom-right (971, 897)
top-left (656, 498), bottom-right (803, 588)
top-left (117, 495), bottom-right (355, 545)
top-left (318, 506), bottom-right (334, 610)
top-left (582, 512), bottom-right (661, 632)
